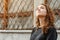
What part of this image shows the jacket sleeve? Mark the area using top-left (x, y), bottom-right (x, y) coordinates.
top-left (30, 27), bottom-right (36, 40)
top-left (46, 28), bottom-right (57, 40)
top-left (31, 27), bottom-right (36, 36)
top-left (35, 33), bottom-right (45, 40)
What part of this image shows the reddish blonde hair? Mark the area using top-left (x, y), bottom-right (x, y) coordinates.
top-left (36, 4), bottom-right (55, 33)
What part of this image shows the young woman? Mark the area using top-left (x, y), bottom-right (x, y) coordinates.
top-left (30, 4), bottom-right (57, 40)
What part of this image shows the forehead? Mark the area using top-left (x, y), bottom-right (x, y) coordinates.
top-left (38, 5), bottom-right (45, 8)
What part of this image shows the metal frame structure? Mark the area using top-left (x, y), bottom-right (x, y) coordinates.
top-left (0, 0), bottom-right (34, 30)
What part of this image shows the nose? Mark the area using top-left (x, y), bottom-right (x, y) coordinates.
top-left (36, 8), bottom-right (40, 12)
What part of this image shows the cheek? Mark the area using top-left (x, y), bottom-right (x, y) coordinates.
top-left (40, 9), bottom-right (47, 15)
top-left (36, 9), bottom-right (47, 17)
top-left (36, 10), bottom-right (40, 16)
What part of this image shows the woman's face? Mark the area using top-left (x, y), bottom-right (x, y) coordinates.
top-left (36, 5), bottom-right (47, 18)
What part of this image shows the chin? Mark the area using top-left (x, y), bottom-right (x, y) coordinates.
top-left (37, 15), bottom-right (45, 18)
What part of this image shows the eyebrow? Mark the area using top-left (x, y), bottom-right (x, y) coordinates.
top-left (40, 6), bottom-right (45, 8)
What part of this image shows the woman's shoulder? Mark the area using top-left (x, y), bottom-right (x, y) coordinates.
top-left (32, 27), bottom-right (37, 31)
top-left (33, 27), bottom-right (36, 29)
top-left (48, 27), bottom-right (57, 33)
top-left (31, 27), bottom-right (37, 36)
top-left (47, 27), bottom-right (57, 40)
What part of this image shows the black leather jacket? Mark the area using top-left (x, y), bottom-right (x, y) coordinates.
top-left (30, 27), bottom-right (57, 40)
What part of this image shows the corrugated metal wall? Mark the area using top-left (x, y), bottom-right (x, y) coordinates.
top-left (0, 0), bottom-right (34, 30)
top-left (47, 0), bottom-right (60, 29)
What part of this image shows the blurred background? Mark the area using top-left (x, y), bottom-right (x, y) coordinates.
top-left (0, 0), bottom-right (60, 40)
top-left (0, 0), bottom-right (34, 30)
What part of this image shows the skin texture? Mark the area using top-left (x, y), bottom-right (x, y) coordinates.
top-left (36, 5), bottom-right (47, 28)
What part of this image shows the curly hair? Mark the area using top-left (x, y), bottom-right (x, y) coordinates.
top-left (36, 4), bottom-right (55, 33)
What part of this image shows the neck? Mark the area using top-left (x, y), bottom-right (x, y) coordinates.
top-left (39, 17), bottom-right (45, 28)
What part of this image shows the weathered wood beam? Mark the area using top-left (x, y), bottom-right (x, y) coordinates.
top-left (44, 0), bottom-right (48, 4)
top-left (0, 11), bottom-right (33, 18)
top-left (3, 0), bottom-right (8, 29)
top-left (18, 11), bottom-right (33, 17)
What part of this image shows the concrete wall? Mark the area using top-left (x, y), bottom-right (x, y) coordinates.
top-left (0, 30), bottom-right (59, 40)
top-left (0, 33), bottom-right (30, 40)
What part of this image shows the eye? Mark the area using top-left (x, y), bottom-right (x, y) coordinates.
top-left (40, 7), bottom-right (45, 9)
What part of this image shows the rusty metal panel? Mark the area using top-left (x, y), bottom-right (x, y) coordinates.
top-left (47, 0), bottom-right (60, 9)
top-left (47, 0), bottom-right (60, 29)
top-left (0, 0), bottom-right (34, 30)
